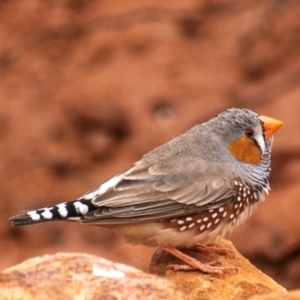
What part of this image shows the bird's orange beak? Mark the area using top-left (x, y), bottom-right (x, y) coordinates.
top-left (259, 115), bottom-right (284, 139)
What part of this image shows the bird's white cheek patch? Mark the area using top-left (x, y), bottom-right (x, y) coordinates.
top-left (255, 133), bottom-right (266, 154)
top-left (74, 201), bottom-right (89, 215)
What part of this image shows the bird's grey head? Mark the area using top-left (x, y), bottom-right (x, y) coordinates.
top-left (211, 108), bottom-right (266, 155)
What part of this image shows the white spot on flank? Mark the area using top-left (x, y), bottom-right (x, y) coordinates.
top-left (180, 226), bottom-right (187, 231)
top-left (188, 223), bottom-right (195, 228)
top-left (237, 196), bottom-right (241, 202)
top-left (243, 193), bottom-right (247, 197)
top-left (27, 211), bottom-right (41, 220)
top-left (223, 211), bottom-right (227, 217)
top-left (212, 213), bottom-right (218, 218)
top-left (207, 222), bottom-right (212, 228)
top-left (56, 203), bottom-right (68, 218)
top-left (208, 209), bottom-right (214, 213)
top-left (214, 218), bottom-right (220, 224)
top-left (234, 180), bottom-right (238, 185)
top-left (200, 224), bottom-right (206, 231)
top-left (41, 207), bottom-right (53, 219)
top-left (218, 207), bottom-right (224, 212)
top-left (84, 175), bottom-right (122, 200)
top-left (229, 214), bottom-right (234, 219)
top-left (197, 219), bottom-right (202, 223)
top-left (186, 217), bottom-right (192, 222)
top-left (170, 219), bottom-right (177, 223)
top-left (74, 201), bottom-right (89, 215)
top-left (177, 220), bottom-right (184, 225)
top-left (203, 217), bottom-right (209, 222)
top-left (234, 204), bottom-right (238, 209)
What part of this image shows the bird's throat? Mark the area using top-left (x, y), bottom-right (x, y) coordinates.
top-left (228, 137), bottom-right (261, 165)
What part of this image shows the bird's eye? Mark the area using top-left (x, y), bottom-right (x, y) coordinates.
top-left (245, 129), bottom-right (254, 138)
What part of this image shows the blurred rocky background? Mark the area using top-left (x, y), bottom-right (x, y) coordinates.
top-left (0, 0), bottom-right (299, 290)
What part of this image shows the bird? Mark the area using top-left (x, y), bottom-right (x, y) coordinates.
top-left (10, 108), bottom-right (283, 274)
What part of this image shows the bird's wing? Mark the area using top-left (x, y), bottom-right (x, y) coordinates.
top-left (82, 156), bottom-right (236, 224)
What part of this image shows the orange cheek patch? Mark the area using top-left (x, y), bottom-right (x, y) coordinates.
top-left (228, 137), bottom-right (261, 165)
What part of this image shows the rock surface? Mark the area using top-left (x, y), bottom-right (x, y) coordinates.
top-left (149, 238), bottom-right (286, 300)
top-left (0, 253), bottom-right (185, 300)
top-left (250, 290), bottom-right (300, 300)
top-left (1, 242), bottom-right (289, 300)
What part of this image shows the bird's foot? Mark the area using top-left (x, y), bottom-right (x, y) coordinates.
top-left (163, 246), bottom-right (237, 274)
top-left (192, 243), bottom-right (234, 256)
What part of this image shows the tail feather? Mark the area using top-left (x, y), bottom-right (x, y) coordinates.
top-left (10, 199), bottom-right (96, 226)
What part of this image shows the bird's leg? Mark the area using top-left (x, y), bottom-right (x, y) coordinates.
top-left (192, 243), bottom-right (234, 256)
top-left (163, 246), bottom-right (236, 274)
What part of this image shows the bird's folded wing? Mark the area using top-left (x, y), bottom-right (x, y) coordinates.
top-left (82, 158), bottom-right (236, 224)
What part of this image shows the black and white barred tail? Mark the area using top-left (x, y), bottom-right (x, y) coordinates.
top-left (10, 199), bottom-right (96, 226)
